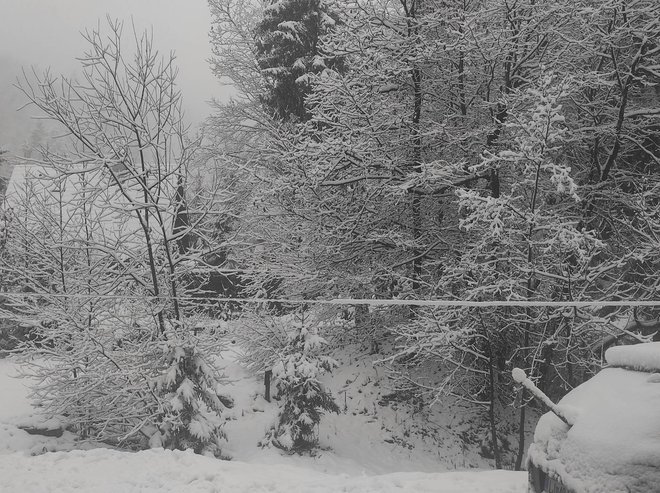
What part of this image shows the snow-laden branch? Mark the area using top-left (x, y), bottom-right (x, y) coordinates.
top-left (512, 368), bottom-right (576, 426)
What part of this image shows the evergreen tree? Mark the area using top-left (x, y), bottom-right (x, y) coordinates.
top-left (255, 0), bottom-right (338, 121)
top-left (151, 341), bottom-right (232, 457)
top-left (261, 313), bottom-right (339, 452)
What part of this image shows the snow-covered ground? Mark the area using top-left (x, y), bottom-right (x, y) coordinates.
top-left (0, 447), bottom-right (525, 493)
top-left (216, 344), bottom-right (500, 475)
top-left (0, 355), bottom-right (526, 492)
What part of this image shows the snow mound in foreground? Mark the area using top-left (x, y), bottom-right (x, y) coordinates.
top-left (0, 448), bottom-right (525, 493)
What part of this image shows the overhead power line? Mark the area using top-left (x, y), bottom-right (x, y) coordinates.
top-left (1, 291), bottom-right (660, 308)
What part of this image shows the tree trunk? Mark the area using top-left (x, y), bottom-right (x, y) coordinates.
top-left (488, 348), bottom-right (502, 469)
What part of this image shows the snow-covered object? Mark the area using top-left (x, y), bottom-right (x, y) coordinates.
top-left (605, 342), bottom-right (660, 372)
top-left (528, 365), bottom-right (660, 493)
top-left (512, 368), bottom-right (578, 426)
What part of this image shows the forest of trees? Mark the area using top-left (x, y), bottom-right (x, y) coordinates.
top-left (207, 0), bottom-right (660, 468)
top-left (1, 0), bottom-right (659, 470)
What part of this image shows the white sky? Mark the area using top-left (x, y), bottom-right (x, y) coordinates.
top-left (0, 0), bottom-right (226, 131)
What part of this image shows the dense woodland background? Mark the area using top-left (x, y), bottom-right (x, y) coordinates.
top-left (1, 0), bottom-right (659, 471)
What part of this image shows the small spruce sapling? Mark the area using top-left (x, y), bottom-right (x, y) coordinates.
top-left (262, 314), bottom-right (339, 452)
top-left (152, 337), bottom-right (233, 457)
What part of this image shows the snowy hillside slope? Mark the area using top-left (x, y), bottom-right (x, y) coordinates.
top-left (220, 310), bottom-right (539, 471)
top-left (211, 331), bottom-right (536, 474)
top-left (215, 345), bottom-right (486, 475)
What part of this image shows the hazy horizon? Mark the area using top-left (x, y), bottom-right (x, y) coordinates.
top-left (0, 0), bottom-right (228, 154)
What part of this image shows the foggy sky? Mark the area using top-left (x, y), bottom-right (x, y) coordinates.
top-left (0, 0), bottom-right (226, 152)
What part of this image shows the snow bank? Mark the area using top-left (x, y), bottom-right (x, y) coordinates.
top-left (0, 358), bottom-right (85, 456)
top-left (605, 342), bottom-right (660, 372)
top-left (0, 423), bottom-right (88, 456)
top-left (0, 448), bottom-right (525, 493)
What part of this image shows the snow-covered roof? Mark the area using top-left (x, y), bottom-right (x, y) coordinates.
top-left (4, 164), bottom-right (47, 202)
top-left (528, 354), bottom-right (660, 492)
top-left (5, 164), bottom-right (89, 210)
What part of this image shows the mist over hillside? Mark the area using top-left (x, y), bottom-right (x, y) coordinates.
top-left (0, 55), bottom-right (72, 164)
top-left (0, 55), bottom-right (33, 154)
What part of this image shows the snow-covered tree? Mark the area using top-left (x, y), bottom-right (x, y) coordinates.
top-left (255, 0), bottom-right (339, 121)
top-left (203, 0), bottom-right (660, 468)
top-left (1, 19), bottom-right (232, 454)
top-left (261, 312), bottom-right (339, 452)
top-left (209, 0), bottom-right (263, 102)
top-left (207, 0), bottom-right (272, 154)
top-left (560, 0), bottom-right (660, 310)
top-left (387, 74), bottom-right (604, 468)
top-left (151, 339), bottom-right (232, 456)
